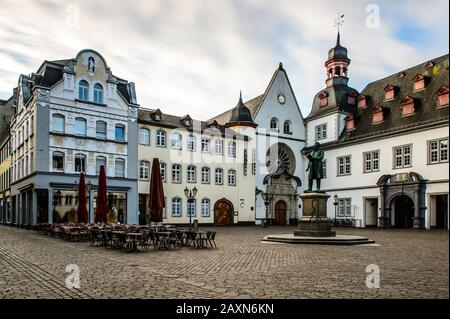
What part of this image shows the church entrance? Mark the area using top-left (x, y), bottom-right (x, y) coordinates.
top-left (392, 195), bottom-right (414, 228)
top-left (214, 199), bottom-right (233, 225)
top-left (274, 200), bottom-right (287, 225)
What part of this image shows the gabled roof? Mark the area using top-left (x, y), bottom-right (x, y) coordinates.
top-left (209, 63), bottom-right (303, 125)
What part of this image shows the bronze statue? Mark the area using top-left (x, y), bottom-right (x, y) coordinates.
top-left (306, 142), bottom-right (324, 192)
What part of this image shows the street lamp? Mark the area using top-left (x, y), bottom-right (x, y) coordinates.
top-left (184, 186), bottom-right (198, 231)
top-left (262, 192), bottom-right (272, 228)
top-left (333, 194), bottom-right (339, 226)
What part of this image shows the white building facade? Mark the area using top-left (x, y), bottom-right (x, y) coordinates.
top-left (303, 34), bottom-right (449, 229)
top-left (9, 49), bottom-right (139, 227)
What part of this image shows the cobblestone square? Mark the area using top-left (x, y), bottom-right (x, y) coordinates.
top-left (0, 226), bottom-right (448, 299)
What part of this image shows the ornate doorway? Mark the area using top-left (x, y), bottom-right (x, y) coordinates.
top-left (392, 195), bottom-right (414, 228)
top-left (214, 199), bottom-right (234, 225)
top-left (274, 200), bottom-right (287, 225)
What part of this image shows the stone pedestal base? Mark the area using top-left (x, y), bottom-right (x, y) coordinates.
top-left (295, 192), bottom-right (336, 237)
top-left (294, 217), bottom-right (336, 237)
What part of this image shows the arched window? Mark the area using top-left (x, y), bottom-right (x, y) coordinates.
top-left (139, 128), bottom-right (150, 145)
top-left (139, 160), bottom-right (150, 180)
top-left (156, 130), bottom-right (166, 147)
top-left (228, 169), bottom-right (236, 186)
top-left (160, 162), bottom-right (166, 182)
top-left (201, 199), bottom-right (210, 217)
top-left (172, 164), bottom-right (181, 183)
top-left (78, 80), bottom-right (89, 101)
top-left (52, 114), bottom-right (65, 133)
top-left (187, 165), bottom-right (196, 183)
top-left (74, 153), bottom-right (86, 173)
top-left (215, 168), bottom-right (223, 185)
top-left (96, 156), bottom-right (107, 175)
top-left (270, 118), bottom-right (278, 131)
top-left (115, 158), bottom-right (125, 177)
top-left (93, 83), bottom-right (103, 104)
top-left (115, 124), bottom-right (125, 141)
top-left (96, 121), bottom-right (107, 139)
top-left (187, 198), bottom-right (196, 217)
top-left (214, 140), bottom-right (223, 155)
top-left (201, 167), bottom-right (210, 184)
top-left (335, 66), bottom-right (341, 77)
top-left (172, 197), bottom-right (182, 217)
top-left (75, 117), bottom-right (87, 136)
top-left (52, 151), bottom-right (64, 172)
top-left (283, 120), bottom-right (292, 134)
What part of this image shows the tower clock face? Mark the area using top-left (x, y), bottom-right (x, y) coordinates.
top-left (277, 94), bottom-right (286, 105)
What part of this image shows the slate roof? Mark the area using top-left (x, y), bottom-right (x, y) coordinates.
top-left (340, 54), bottom-right (449, 142)
top-left (210, 94), bottom-right (263, 125)
top-left (138, 108), bottom-right (248, 139)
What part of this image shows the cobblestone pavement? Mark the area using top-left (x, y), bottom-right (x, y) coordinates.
top-left (0, 226), bottom-right (448, 299)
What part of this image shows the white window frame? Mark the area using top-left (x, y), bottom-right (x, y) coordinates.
top-left (228, 169), bottom-right (236, 186)
top-left (139, 128), bottom-right (150, 145)
top-left (187, 165), bottom-right (196, 183)
top-left (201, 198), bottom-right (210, 217)
top-left (160, 162), bottom-right (167, 183)
top-left (187, 198), bottom-right (196, 217)
top-left (156, 130), bottom-right (166, 147)
top-left (215, 140), bottom-right (223, 155)
top-left (171, 133), bottom-right (182, 150)
top-left (215, 168), bottom-right (223, 185)
top-left (363, 150), bottom-right (380, 173)
top-left (337, 155), bottom-right (351, 176)
top-left (428, 138), bottom-right (448, 164)
top-left (96, 156), bottom-right (107, 175)
top-left (115, 158), bottom-right (125, 178)
top-left (337, 198), bottom-right (352, 218)
top-left (172, 197), bottom-right (182, 217)
top-left (315, 123), bottom-right (327, 141)
top-left (187, 135), bottom-right (196, 151)
top-left (201, 167), bottom-right (210, 184)
top-left (393, 144), bottom-right (412, 169)
top-left (52, 151), bottom-right (64, 172)
top-left (172, 164), bottom-right (181, 183)
top-left (201, 137), bottom-right (210, 153)
top-left (139, 160), bottom-right (150, 180)
top-left (228, 141), bottom-right (236, 157)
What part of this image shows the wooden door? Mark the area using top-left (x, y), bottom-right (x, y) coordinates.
top-left (214, 200), bottom-right (233, 225)
top-left (274, 200), bottom-right (287, 225)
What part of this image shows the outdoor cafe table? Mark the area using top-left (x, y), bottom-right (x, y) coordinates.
top-left (126, 233), bottom-right (142, 252)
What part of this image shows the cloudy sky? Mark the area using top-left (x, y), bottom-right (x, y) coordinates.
top-left (0, 0), bottom-right (448, 119)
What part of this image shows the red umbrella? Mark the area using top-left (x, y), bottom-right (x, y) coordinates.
top-left (76, 172), bottom-right (88, 224)
top-left (149, 158), bottom-right (165, 223)
top-left (95, 165), bottom-right (108, 224)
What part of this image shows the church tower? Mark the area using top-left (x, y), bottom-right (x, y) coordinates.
top-left (325, 32), bottom-right (351, 87)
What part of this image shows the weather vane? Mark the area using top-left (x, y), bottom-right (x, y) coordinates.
top-left (334, 14), bottom-right (345, 32)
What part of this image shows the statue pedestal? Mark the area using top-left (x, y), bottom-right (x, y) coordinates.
top-left (294, 192), bottom-right (336, 237)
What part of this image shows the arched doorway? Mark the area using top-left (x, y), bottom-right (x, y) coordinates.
top-left (274, 200), bottom-right (287, 225)
top-left (214, 199), bottom-right (234, 225)
top-left (392, 195), bottom-right (414, 228)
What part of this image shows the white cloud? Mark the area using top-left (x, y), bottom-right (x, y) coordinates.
top-left (0, 0), bottom-right (448, 118)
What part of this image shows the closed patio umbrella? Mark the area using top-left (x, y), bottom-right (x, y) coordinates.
top-left (149, 158), bottom-right (165, 223)
top-left (76, 172), bottom-right (88, 224)
top-left (95, 165), bottom-right (108, 224)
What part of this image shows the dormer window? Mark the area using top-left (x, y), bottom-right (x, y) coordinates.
top-left (152, 109), bottom-right (162, 121)
top-left (372, 105), bottom-right (384, 124)
top-left (347, 91), bottom-right (357, 105)
top-left (413, 74), bottom-right (426, 91)
top-left (357, 95), bottom-right (367, 108)
top-left (345, 115), bottom-right (356, 130)
top-left (384, 85), bottom-right (396, 101)
top-left (401, 96), bottom-right (415, 116)
top-left (182, 115), bottom-right (192, 127)
top-left (397, 72), bottom-right (406, 79)
top-left (437, 85), bottom-right (449, 107)
top-left (319, 91), bottom-right (328, 107)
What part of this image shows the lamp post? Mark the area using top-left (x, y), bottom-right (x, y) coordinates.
top-left (184, 186), bottom-right (198, 231)
top-left (262, 192), bottom-right (272, 228)
top-left (333, 194), bottom-right (339, 226)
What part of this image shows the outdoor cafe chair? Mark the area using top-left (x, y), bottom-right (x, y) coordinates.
top-left (205, 231), bottom-right (217, 248)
